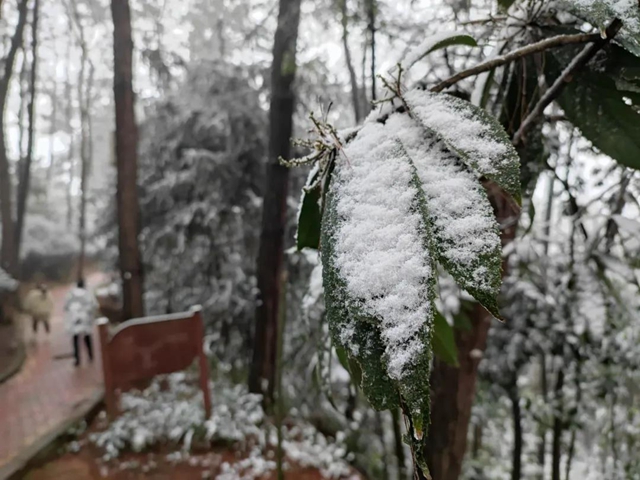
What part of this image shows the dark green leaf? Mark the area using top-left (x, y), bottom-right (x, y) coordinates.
top-left (296, 169), bottom-right (322, 250)
top-left (497, 0), bottom-right (516, 11)
top-left (432, 311), bottom-right (459, 366)
top-left (401, 34), bottom-right (477, 72)
top-left (563, 0), bottom-right (640, 57)
top-left (547, 52), bottom-right (640, 170)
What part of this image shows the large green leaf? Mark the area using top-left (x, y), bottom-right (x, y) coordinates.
top-left (432, 310), bottom-right (459, 366)
top-left (401, 33), bottom-right (477, 72)
top-left (390, 114), bottom-right (503, 319)
top-left (547, 51), bottom-right (640, 170)
top-left (405, 88), bottom-right (522, 203)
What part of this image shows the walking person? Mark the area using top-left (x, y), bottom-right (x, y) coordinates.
top-left (23, 283), bottom-right (54, 338)
top-left (64, 279), bottom-right (98, 366)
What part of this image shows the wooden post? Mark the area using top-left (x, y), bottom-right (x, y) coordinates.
top-left (192, 306), bottom-right (212, 418)
top-left (98, 317), bottom-right (117, 419)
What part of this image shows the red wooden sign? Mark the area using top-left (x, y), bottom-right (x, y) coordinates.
top-left (98, 306), bottom-right (212, 419)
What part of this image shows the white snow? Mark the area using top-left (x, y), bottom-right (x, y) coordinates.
top-left (0, 267), bottom-right (18, 292)
top-left (388, 113), bottom-right (501, 296)
top-left (405, 88), bottom-right (509, 176)
top-left (332, 121), bottom-right (433, 380)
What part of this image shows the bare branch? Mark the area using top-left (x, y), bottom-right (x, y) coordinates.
top-left (430, 32), bottom-right (601, 93)
top-left (512, 18), bottom-right (623, 146)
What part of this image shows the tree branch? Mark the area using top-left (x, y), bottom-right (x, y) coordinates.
top-left (512, 18), bottom-right (623, 146)
top-left (430, 32), bottom-right (601, 93)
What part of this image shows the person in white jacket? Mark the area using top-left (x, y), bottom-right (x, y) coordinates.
top-left (23, 284), bottom-right (54, 335)
top-left (64, 279), bottom-right (98, 366)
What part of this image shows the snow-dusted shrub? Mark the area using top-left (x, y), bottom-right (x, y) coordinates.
top-left (89, 372), bottom-right (355, 478)
top-left (19, 214), bottom-right (79, 281)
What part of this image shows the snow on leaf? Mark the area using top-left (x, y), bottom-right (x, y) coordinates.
top-left (321, 121), bottom-right (435, 423)
top-left (388, 113), bottom-right (503, 318)
top-left (404, 88), bottom-right (521, 204)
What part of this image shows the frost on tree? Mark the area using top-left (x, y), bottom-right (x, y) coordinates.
top-left (288, 43), bottom-right (520, 476)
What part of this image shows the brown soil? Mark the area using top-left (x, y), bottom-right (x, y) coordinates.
top-left (24, 448), bottom-right (329, 480)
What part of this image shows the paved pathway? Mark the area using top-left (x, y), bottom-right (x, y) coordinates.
top-left (0, 274), bottom-right (105, 479)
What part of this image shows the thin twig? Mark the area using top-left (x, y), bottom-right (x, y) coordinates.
top-left (512, 18), bottom-right (623, 146)
top-left (430, 32), bottom-right (601, 93)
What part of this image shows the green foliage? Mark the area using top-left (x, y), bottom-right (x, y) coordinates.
top-left (433, 310), bottom-right (459, 366)
top-left (400, 33), bottom-right (478, 71)
top-left (564, 0), bottom-right (640, 56)
top-left (548, 46), bottom-right (640, 170)
top-left (296, 168), bottom-right (323, 250)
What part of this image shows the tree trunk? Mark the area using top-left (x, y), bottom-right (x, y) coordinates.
top-left (366, 0), bottom-right (376, 101)
top-left (538, 174), bottom-right (554, 477)
top-left (248, 0), bottom-right (302, 407)
top-left (551, 369), bottom-right (565, 480)
top-left (338, 0), bottom-right (361, 122)
top-left (64, 23), bottom-right (74, 229)
top-left (71, 0), bottom-right (91, 283)
top-left (392, 408), bottom-right (408, 480)
top-left (425, 183), bottom-right (519, 480)
top-left (509, 384), bottom-right (523, 480)
top-left (111, 0), bottom-right (144, 319)
top-left (0, 0), bottom-right (29, 276)
top-left (46, 53), bottom-right (58, 188)
top-left (15, 0), bottom-right (40, 259)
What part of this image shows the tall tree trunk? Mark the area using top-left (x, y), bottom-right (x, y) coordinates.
top-left (392, 408), bottom-right (408, 480)
top-left (425, 183), bottom-right (519, 480)
top-left (64, 24), bottom-right (74, 229)
top-left (248, 0), bottom-right (302, 408)
top-left (366, 0), bottom-right (376, 101)
top-left (551, 369), bottom-right (565, 480)
top-left (337, 0), bottom-right (361, 122)
top-left (46, 54), bottom-right (58, 188)
top-left (0, 0), bottom-right (29, 276)
top-left (111, 0), bottom-right (144, 319)
top-left (70, 0), bottom-right (91, 282)
top-left (509, 383), bottom-right (523, 480)
top-left (537, 173), bottom-right (554, 478)
top-left (15, 0), bottom-right (40, 258)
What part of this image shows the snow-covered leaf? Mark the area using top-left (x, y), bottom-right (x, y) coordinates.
top-left (321, 121), bottom-right (435, 429)
top-left (405, 88), bottom-right (521, 203)
top-left (390, 114), bottom-right (503, 318)
top-left (300, 80), bottom-right (513, 464)
top-left (400, 33), bottom-right (477, 72)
